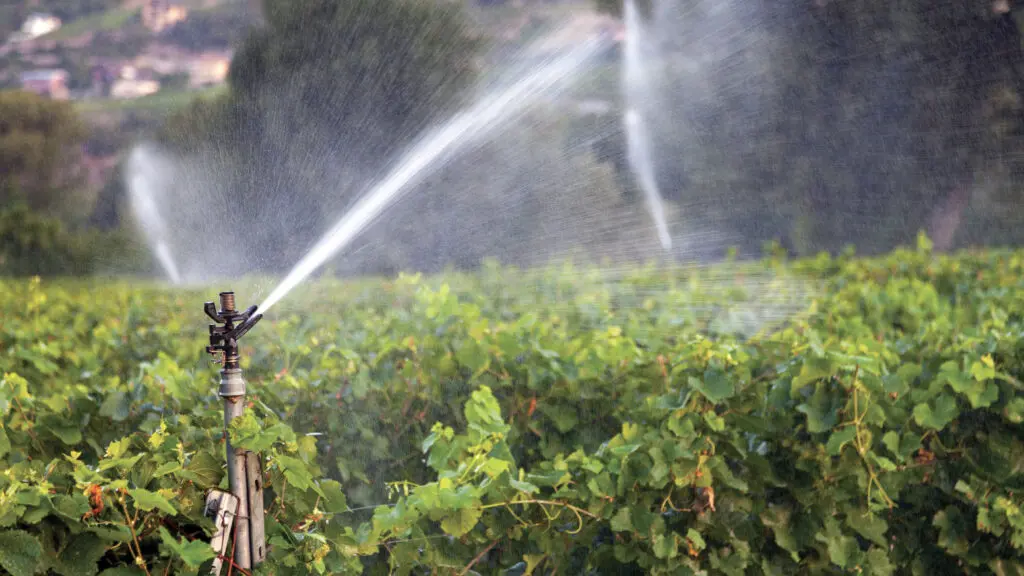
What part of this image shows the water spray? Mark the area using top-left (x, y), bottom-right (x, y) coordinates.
top-left (202, 292), bottom-right (266, 574)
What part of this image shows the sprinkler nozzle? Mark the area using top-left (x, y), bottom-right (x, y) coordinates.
top-left (204, 291), bottom-right (262, 368)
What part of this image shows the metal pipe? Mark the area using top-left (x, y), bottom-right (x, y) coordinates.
top-left (204, 292), bottom-right (264, 573)
top-left (221, 368), bottom-right (250, 570)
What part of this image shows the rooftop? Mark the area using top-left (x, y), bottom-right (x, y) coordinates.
top-left (20, 69), bottom-right (69, 81)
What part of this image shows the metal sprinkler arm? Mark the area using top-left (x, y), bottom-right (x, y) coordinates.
top-left (205, 297), bottom-right (262, 367)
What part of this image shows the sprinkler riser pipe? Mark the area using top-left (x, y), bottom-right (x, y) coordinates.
top-left (204, 292), bottom-right (264, 573)
top-left (220, 368), bottom-right (250, 569)
top-left (223, 381), bottom-right (252, 570)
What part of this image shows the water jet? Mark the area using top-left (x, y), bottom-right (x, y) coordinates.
top-left (258, 37), bottom-right (608, 314)
top-left (623, 0), bottom-right (673, 252)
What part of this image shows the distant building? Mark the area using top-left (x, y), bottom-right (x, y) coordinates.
top-left (142, 0), bottom-right (189, 33)
top-left (134, 44), bottom-right (191, 75)
top-left (188, 51), bottom-right (231, 87)
top-left (110, 65), bottom-right (161, 98)
top-left (110, 77), bottom-right (161, 99)
top-left (20, 13), bottom-right (62, 39)
top-left (20, 69), bottom-right (69, 99)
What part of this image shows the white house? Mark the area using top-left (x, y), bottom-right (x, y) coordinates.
top-left (110, 65), bottom-right (160, 99)
top-left (21, 13), bottom-right (62, 39)
top-left (111, 78), bottom-right (161, 99)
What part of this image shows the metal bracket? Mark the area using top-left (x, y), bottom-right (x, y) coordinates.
top-left (246, 452), bottom-right (267, 564)
top-left (205, 490), bottom-right (239, 576)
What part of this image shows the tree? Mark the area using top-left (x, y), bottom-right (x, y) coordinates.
top-left (0, 90), bottom-right (86, 217)
top-left (156, 0), bottom-right (485, 273)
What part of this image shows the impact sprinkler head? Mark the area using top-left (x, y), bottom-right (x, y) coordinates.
top-left (204, 291), bottom-right (262, 370)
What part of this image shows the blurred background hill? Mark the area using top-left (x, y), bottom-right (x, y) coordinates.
top-left (4, 0), bottom-right (1024, 277)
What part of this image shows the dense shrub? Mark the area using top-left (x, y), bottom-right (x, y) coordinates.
top-left (0, 205), bottom-right (152, 277)
top-left (0, 238), bottom-right (1021, 574)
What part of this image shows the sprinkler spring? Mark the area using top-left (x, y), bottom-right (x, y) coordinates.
top-left (203, 291), bottom-right (266, 574)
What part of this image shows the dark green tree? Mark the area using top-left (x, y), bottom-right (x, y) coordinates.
top-left (0, 90), bottom-right (86, 216)
top-left (159, 0), bottom-right (484, 272)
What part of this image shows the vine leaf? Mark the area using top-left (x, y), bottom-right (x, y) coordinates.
top-left (0, 530), bottom-right (42, 576)
top-left (440, 506), bottom-right (481, 537)
top-left (53, 533), bottom-right (108, 576)
top-left (913, 394), bottom-right (958, 430)
top-left (691, 367), bottom-right (735, 403)
top-left (158, 527), bottom-right (215, 568)
top-left (826, 427), bottom-right (857, 456)
top-left (128, 489), bottom-right (177, 516)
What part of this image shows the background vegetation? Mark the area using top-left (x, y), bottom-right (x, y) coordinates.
top-left (8, 0), bottom-right (1024, 275)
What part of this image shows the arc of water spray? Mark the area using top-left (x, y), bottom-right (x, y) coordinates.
top-left (259, 37), bottom-right (608, 313)
top-left (623, 0), bottom-right (673, 251)
top-left (128, 163), bottom-right (182, 284)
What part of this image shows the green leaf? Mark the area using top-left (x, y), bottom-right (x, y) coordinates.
top-left (933, 507), bottom-right (970, 555)
top-left (54, 534), bottom-right (107, 576)
top-left (276, 455), bottom-right (314, 491)
top-left (98, 392), bottom-right (130, 422)
top-left (508, 477), bottom-right (539, 495)
top-left (965, 381), bottom-right (1000, 409)
top-left (691, 367), bottom-right (735, 403)
top-left (153, 461), bottom-right (181, 477)
top-left (916, 230), bottom-right (933, 252)
top-left (49, 424), bottom-right (82, 446)
top-left (610, 507), bottom-right (632, 532)
top-left (54, 494), bottom-right (91, 520)
top-left (1007, 398), bottom-right (1024, 424)
top-left (104, 437), bottom-right (131, 459)
top-left (816, 518), bottom-right (858, 568)
top-left (913, 394), bottom-right (958, 430)
top-left (455, 340), bottom-right (490, 376)
top-left (182, 450), bottom-right (222, 489)
top-left (881, 431), bottom-right (900, 459)
top-left (158, 527), bottom-right (215, 568)
top-left (791, 358), bottom-right (833, 394)
top-left (318, 479), bottom-right (348, 514)
top-left (866, 548), bottom-right (894, 576)
top-left (231, 415), bottom-right (296, 452)
top-left (970, 359), bottom-right (997, 382)
top-left (685, 528), bottom-right (706, 553)
top-left (652, 531), bottom-right (679, 559)
top-left (847, 511), bottom-right (888, 546)
top-left (0, 427), bottom-right (10, 459)
top-left (128, 489), bottom-right (177, 515)
top-left (87, 526), bottom-right (131, 543)
top-left (797, 385), bottom-right (843, 433)
top-left (826, 426), bottom-right (857, 456)
top-left (538, 404), bottom-right (578, 434)
top-left (0, 530), bottom-right (42, 576)
top-left (760, 506), bottom-right (800, 561)
top-left (439, 506), bottom-right (481, 537)
top-left (464, 386), bottom-right (506, 436)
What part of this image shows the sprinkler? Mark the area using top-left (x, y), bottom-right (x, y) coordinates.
top-left (203, 291), bottom-right (266, 574)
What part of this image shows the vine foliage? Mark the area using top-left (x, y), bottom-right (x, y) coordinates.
top-left (0, 237), bottom-right (1022, 574)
